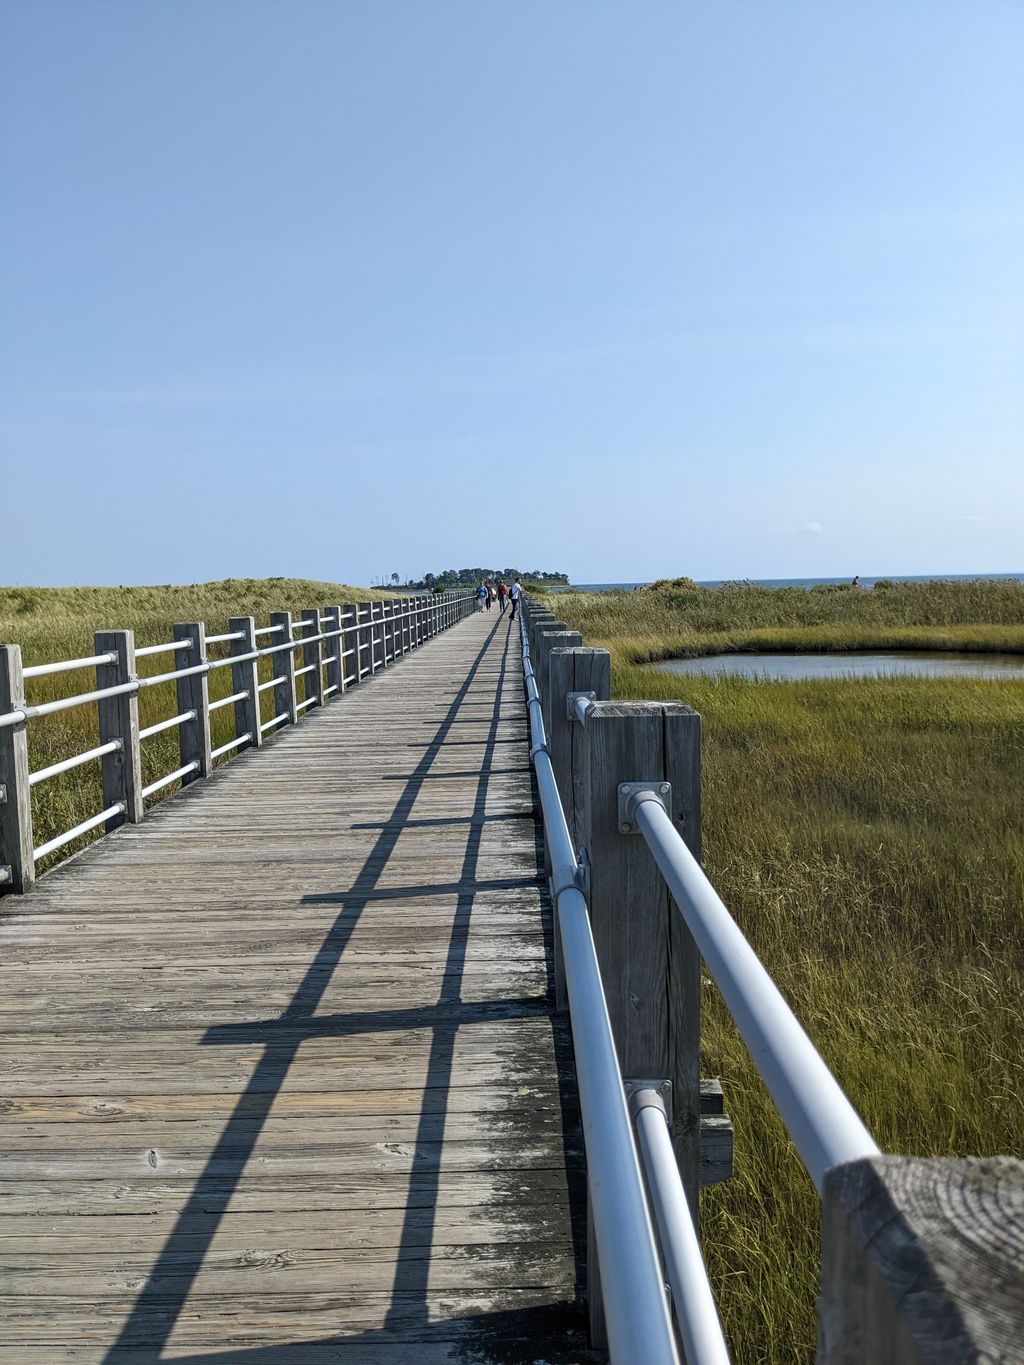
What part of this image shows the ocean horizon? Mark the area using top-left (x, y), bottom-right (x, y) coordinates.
top-left (567, 572), bottom-right (1024, 593)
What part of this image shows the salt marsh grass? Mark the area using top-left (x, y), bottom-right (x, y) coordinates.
top-left (549, 581), bottom-right (1024, 1362)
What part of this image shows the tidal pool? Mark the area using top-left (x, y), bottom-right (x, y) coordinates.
top-left (652, 651), bottom-right (1024, 681)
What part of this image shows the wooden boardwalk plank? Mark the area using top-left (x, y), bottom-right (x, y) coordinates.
top-left (0, 611), bottom-right (590, 1361)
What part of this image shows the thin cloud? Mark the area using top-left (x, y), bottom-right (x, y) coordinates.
top-left (776, 520), bottom-right (825, 536)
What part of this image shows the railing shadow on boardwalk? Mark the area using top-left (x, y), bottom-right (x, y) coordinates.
top-left (105, 613), bottom-right (591, 1364)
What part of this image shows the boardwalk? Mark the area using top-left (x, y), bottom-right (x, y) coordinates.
top-left (0, 610), bottom-right (588, 1363)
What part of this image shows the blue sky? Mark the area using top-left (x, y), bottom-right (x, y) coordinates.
top-left (2, 1), bottom-right (1021, 586)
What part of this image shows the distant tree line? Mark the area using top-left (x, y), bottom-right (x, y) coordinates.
top-left (408, 568), bottom-right (569, 590)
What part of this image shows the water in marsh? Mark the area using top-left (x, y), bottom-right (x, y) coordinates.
top-left (652, 651), bottom-right (1024, 681)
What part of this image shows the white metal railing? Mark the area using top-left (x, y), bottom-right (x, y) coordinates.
top-left (0, 591), bottom-right (475, 891)
top-left (519, 611), bottom-right (684, 1365)
top-left (519, 597), bottom-right (889, 1364)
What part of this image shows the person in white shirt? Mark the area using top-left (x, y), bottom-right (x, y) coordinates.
top-left (508, 578), bottom-right (522, 620)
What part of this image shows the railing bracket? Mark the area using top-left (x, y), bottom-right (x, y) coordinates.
top-left (0, 782), bottom-right (6, 805)
top-left (566, 689), bottom-right (596, 721)
top-left (0, 865), bottom-right (10, 885)
top-left (624, 1078), bottom-right (672, 1123)
top-left (618, 782), bottom-right (671, 833)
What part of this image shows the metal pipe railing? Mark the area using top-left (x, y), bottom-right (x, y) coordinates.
top-left (211, 733), bottom-right (251, 761)
top-left (23, 652), bottom-right (118, 679)
top-left (628, 789), bottom-right (879, 1191)
top-left (33, 803), bottom-right (125, 861)
top-left (139, 710), bottom-right (196, 741)
top-left (28, 739), bottom-right (122, 787)
top-left (135, 640), bottom-right (192, 659)
top-left (141, 762), bottom-right (199, 800)
top-left (632, 1095), bottom-right (730, 1365)
top-left (209, 690), bottom-right (249, 713)
top-left (519, 614), bottom-right (681, 1365)
top-left (2, 593), bottom-right (475, 890)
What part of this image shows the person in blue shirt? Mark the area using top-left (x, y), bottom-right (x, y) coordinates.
top-left (476, 583), bottom-right (488, 612)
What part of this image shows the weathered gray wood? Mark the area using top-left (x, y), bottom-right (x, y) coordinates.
top-left (0, 610), bottom-right (578, 1358)
top-left (371, 601), bottom-right (385, 672)
top-left (355, 601), bottom-right (372, 680)
top-left (228, 616), bottom-right (262, 748)
top-left (321, 605), bottom-right (343, 697)
top-left (581, 702), bottom-right (669, 1080)
top-left (548, 646), bottom-right (612, 1014)
top-left (577, 699), bottom-right (705, 1329)
top-left (568, 648), bottom-right (611, 856)
top-left (665, 702), bottom-right (702, 1210)
top-left (298, 609), bottom-right (323, 710)
top-left (173, 622), bottom-right (211, 783)
top-left (537, 630), bottom-right (580, 727)
top-left (268, 611), bottom-right (297, 725)
top-left (94, 630), bottom-right (143, 828)
top-left (0, 645), bottom-right (33, 893)
top-left (341, 603), bottom-right (358, 688)
top-left (818, 1155), bottom-right (1024, 1363)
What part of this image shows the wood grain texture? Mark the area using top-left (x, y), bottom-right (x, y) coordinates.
top-left (0, 608), bottom-right (585, 1358)
top-left (229, 616), bottom-right (262, 750)
top-left (95, 629), bottom-right (143, 827)
top-left (819, 1155), bottom-right (1024, 1363)
top-left (173, 622), bottom-right (212, 783)
top-left (663, 702), bottom-right (702, 1211)
top-left (0, 644), bottom-right (34, 891)
top-left (268, 611), bottom-right (297, 726)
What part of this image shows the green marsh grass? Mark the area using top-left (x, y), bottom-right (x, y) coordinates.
top-left (548, 582), bottom-right (1024, 1363)
top-left (1, 579), bottom-right (399, 872)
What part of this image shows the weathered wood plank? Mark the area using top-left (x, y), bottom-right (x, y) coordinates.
top-left (0, 611), bottom-right (582, 1355)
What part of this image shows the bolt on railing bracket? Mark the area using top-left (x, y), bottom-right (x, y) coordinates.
top-left (550, 851), bottom-right (589, 904)
top-left (576, 846), bottom-right (591, 899)
top-left (566, 689), bottom-right (596, 722)
top-left (624, 1077), bottom-right (672, 1124)
top-left (618, 782), bottom-right (671, 833)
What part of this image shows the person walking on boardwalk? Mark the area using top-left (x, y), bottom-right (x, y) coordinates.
top-left (497, 580), bottom-right (509, 613)
top-left (476, 583), bottom-right (488, 612)
top-left (484, 581), bottom-right (494, 610)
top-left (508, 577), bottom-right (522, 620)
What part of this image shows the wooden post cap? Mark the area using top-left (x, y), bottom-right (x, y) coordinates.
top-left (818, 1155), bottom-right (1024, 1362)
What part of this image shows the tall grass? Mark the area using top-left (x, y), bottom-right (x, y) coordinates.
top-left (1, 578), bottom-right (399, 872)
top-left (554, 578), bottom-right (1024, 664)
top-left (548, 584), bottom-right (1024, 1363)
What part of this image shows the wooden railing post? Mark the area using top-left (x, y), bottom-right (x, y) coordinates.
top-left (173, 622), bottom-right (211, 784)
top-left (577, 698), bottom-right (702, 1344)
top-left (269, 611), bottom-right (297, 725)
top-left (367, 602), bottom-right (380, 672)
top-left (354, 602), bottom-right (371, 682)
top-left (545, 645), bottom-right (610, 1010)
top-left (322, 606), bottom-right (343, 698)
top-left (0, 645), bottom-right (34, 893)
top-left (818, 1155), bottom-right (1024, 1363)
top-left (390, 601), bottom-right (401, 660)
top-left (299, 609), bottom-right (323, 710)
top-left (536, 628), bottom-right (578, 727)
top-left (95, 629), bottom-right (143, 828)
top-left (341, 605), bottom-right (359, 688)
top-left (229, 617), bottom-right (261, 749)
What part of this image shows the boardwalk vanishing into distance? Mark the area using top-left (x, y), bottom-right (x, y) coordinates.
top-left (3, 592), bottom-right (1023, 1365)
top-left (0, 609), bottom-right (590, 1363)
